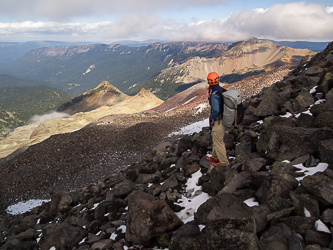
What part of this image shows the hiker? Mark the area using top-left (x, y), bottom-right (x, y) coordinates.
top-left (206, 72), bottom-right (229, 167)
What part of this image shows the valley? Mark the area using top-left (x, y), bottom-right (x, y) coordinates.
top-left (0, 39), bottom-right (316, 98)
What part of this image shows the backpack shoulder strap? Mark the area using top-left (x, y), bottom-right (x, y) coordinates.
top-left (212, 90), bottom-right (223, 96)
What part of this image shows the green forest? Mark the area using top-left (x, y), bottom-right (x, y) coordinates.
top-left (0, 85), bottom-right (71, 138)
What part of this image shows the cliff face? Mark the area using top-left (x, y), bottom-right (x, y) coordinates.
top-left (155, 39), bottom-right (317, 86)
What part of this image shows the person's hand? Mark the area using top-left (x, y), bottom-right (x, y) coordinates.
top-left (209, 118), bottom-right (214, 127)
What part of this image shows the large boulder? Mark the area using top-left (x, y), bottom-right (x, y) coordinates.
top-left (310, 103), bottom-right (333, 116)
top-left (169, 223), bottom-right (201, 250)
top-left (290, 191), bottom-right (320, 219)
top-left (255, 174), bottom-right (297, 204)
top-left (254, 90), bottom-right (283, 117)
top-left (48, 191), bottom-right (72, 217)
top-left (318, 72), bottom-right (333, 94)
top-left (125, 191), bottom-right (182, 245)
top-left (300, 172), bottom-right (333, 206)
top-left (318, 139), bottom-right (333, 164)
top-left (258, 223), bottom-right (303, 250)
top-left (113, 178), bottom-right (134, 197)
top-left (194, 193), bottom-right (258, 249)
top-left (39, 223), bottom-right (86, 249)
top-left (295, 92), bottom-right (315, 109)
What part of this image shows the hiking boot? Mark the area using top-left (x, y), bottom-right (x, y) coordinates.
top-left (208, 162), bottom-right (230, 174)
top-left (206, 156), bottom-right (219, 162)
top-left (213, 162), bottom-right (229, 167)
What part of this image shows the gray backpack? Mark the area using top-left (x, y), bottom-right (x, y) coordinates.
top-left (222, 88), bottom-right (243, 127)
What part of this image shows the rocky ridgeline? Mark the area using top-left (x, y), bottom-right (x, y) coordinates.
top-left (1, 41), bottom-right (333, 250)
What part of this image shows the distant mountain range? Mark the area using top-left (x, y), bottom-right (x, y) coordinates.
top-left (0, 39), bottom-right (328, 67)
top-left (0, 41), bottom-right (98, 67)
top-left (0, 39), bottom-right (317, 99)
top-left (0, 42), bottom-right (229, 97)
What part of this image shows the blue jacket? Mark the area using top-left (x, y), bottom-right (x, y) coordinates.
top-left (209, 85), bottom-right (226, 120)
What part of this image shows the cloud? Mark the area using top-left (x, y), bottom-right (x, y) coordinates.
top-left (30, 111), bottom-right (70, 124)
top-left (0, 21), bottom-right (113, 42)
top-left (0, 0), bottom-right (226, 21)
top-left (0, 2), bottom-right (332, 42)
top-left (327, 6), bottom-right (333, 14)
top-left (227, 2), bottom-right (333, 41)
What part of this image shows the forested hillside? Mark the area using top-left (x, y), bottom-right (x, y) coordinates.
top-left (0, 73), bottom-right (46, 88)
top-left (0, 85), bottom-right (71, 138)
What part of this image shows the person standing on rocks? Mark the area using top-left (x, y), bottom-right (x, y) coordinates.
top-left (206, 72), bottom-right (229, 167)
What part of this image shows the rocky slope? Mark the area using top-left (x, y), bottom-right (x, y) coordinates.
top-left (0, 41), bottom-right (332, 249)
top-left (0, 86), bottom-right (163, 159)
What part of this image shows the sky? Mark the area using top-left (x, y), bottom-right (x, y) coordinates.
top-left (0, 0), bottom-right (332, 44)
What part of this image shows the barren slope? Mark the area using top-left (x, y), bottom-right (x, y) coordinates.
top-left (0, 87), bottom-right (163, 159)
top-left (60, 81), bottom-right (128, 114)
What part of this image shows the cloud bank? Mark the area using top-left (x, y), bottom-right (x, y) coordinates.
top-left (0, 2), bottom-right (332, 42)
top-left (0, 0), bottom-right (226, 22)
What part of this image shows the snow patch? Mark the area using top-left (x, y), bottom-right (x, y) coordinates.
top-left (82, 64), bottom-right (96, 75)
top-left (6, 199), bottom-right (50, 215)
top-left (176, 170), bottom-right (210, 223)
top-left (194, 103), bottom-right (208, 115)
top-left (168, 119), bottom-right (208, 136)
top-left (294, 162), bottom-right (329, 181)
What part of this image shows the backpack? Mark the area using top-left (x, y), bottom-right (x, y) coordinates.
top-left (222, 88), bottom-right (244, 127)
top-left (212, 88), bottom-right (244, 127)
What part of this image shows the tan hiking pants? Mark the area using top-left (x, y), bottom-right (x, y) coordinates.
top-left (211, 120), bottom-right (229, 165)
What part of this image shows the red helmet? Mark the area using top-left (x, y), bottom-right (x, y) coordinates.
top-left (207, 72), bottom-right (220, 86)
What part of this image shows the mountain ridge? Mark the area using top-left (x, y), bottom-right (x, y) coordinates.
top-left (0, 39), bottom-right (316, 98)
